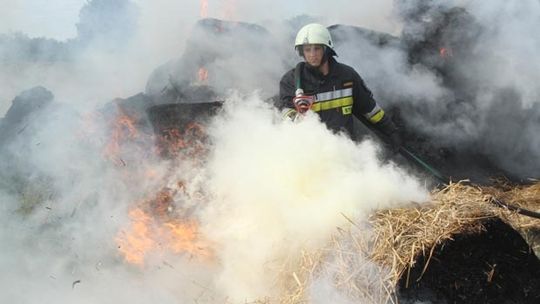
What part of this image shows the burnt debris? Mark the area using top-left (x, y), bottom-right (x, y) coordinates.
top-left (398, 218), bottom-right (540, 304)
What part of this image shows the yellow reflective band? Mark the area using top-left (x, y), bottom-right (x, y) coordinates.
top-left (369, 109), bottom-right (385, 123)
top-left (311, 97), bottom-right (353, 112)
top-left (342, 105), bottom-right (352, 115)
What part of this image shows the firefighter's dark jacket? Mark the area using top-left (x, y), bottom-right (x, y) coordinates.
top-left (279, 57), bottom-right (397, 138)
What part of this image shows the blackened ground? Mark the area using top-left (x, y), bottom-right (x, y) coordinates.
top-left (397, 218), bottom-right (540, 304)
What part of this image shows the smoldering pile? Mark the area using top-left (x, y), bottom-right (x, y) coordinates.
top-left (272, 181), bottom-right (540, 304)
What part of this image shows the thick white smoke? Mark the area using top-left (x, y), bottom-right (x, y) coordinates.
top-left (0, 91), bottom-right (427, 303)
top-left (200, 95), bottom-right (427, 301)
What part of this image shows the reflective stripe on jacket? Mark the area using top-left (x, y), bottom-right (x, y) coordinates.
top-left (279, 57), bottom-right (387, 137)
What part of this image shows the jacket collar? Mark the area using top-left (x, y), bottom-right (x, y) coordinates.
top-left (304, 57), bottom-right (338, 80)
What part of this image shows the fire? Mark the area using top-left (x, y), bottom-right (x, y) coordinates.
top-left (223, 0), bottom-right (237, 20)
top-left (103, 108), bottom-right (141, 165)
top-left (200, 0), bottom-right (208, 18)
top-left (439, 47), bottom-right (453, 59)
top-left (116, 206), bottom-right (212, 266)
top-left (156, 122), bottom-right (208, 158)
top-left (116, 208), bottom-right (155, 265)
top-left (117, 179), bottom-right (212, 266)
top-left (198, 67), bottom-right (209, 83)
top-left (152, 188), bottom-right (174, 216)
top-left (165, 220), bottom-right (206, 256)
top-left (101, 103), bottom-right (211, 166)
top-left (105, 91), bottom-right (214, 267)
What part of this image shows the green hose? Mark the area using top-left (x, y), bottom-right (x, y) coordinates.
top-left (397, 145), bottom-right (540, 220)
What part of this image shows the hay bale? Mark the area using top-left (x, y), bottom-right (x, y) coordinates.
top-left (280, 181), bottom-right (540, 304)
top-left (484, 182), bottom-right (540, 258)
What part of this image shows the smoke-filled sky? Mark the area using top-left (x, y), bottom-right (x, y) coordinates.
top-left (0, 0), bottom-right (399, 40)
top-left (0, 0), bottom-right (397, 116)
top-left (0, 0), bottom-right (85, 39)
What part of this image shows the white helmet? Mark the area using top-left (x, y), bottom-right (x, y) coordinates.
top-left (294, 23), bottom-right (336, 56)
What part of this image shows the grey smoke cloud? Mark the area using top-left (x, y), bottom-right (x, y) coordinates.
top-left (330, 0), bottom-right (540, 177)
top-left (0, 92), bottom-right (428, 303)
top-left (0, 0), bottom-right (199, 115)
top-left (1, 2), bottom-right (426, 300)
top-left (2, 0), bottom-right (539, 303)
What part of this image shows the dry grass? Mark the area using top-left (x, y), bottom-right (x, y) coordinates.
top-left (278, 181), bottom-right (540, 304)
top-left (485, 181), bottom-right (540, 256)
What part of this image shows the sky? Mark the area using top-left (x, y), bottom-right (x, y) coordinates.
top-left (0, 0), bottom-right (399, 117)
top-left (0, 0), bottom-right (400, 40)
top-left (0, 0), bottom-right (85, 39)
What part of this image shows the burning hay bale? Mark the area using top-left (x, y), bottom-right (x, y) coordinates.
top-left (145, 18), bottom-right (280, 100)
top-left (146, 99), bottom-right (222, 158)
top-left (281, 181), bottom-right (540, 304)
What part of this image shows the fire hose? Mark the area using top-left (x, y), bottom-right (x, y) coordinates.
top-left (290, 61), bottom-right (539, 219)
top-left (358, 117), bottom-right (540, 220)
top-left (397, 146), bottom-right (540, 219)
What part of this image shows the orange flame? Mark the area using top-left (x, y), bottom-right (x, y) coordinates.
top-left (156, 123), bottom-right (208, 158)
top-left (198, 67), bottom-right (209, 83)
top-left (116, 208), bottom-right (155, 265)
top-left (116, 206), bottom-right (212, 265)
top-left (165, 220), bottom-right (209, 257)
top-left (439, 47), bottom-right (453, 59)
top-left (117, 181), bottom-right (212, 266)
top-left (103, 110), bottom-right (140, 165)
top-left (223, 0), bottom-right (236, 20)
top-left (200, 0), bottom-right (208, 18)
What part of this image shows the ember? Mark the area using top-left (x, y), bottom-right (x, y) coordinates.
top-left (198, 67), bottom-right (209, 84)
top-left (103, 111), bottom-right (138, 162)
top-left (116, 205), bottom-right (212, 266)
top-left (147, 102), bottom-right (222, 159)
top-left (200, 0), bottom-right (208, 18)
top-left (439, 47), bottom-right (453, 58)
top-left (116, 208), bottom-right (154, 265)
top-left (113, 101), bottom-right (220, 266)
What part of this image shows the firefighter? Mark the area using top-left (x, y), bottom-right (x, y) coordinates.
top-left (279, 23), bottom-right (401, 150)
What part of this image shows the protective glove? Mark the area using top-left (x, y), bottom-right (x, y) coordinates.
top-left (374, 114), bottom-right (402, 153)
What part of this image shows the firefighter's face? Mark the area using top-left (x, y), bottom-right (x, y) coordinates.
top-left (302, 44), bottom-right (325, 67)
